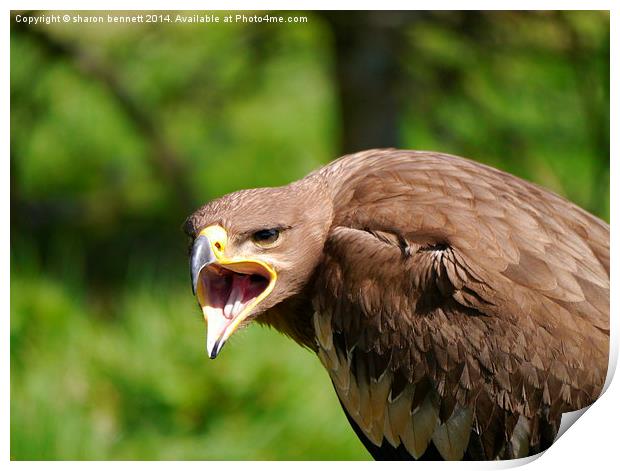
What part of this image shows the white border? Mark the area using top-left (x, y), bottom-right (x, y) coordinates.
top-left (4, 2), bottom-right (616, 469)
top-left (3, 1), bottom-right (617, 10)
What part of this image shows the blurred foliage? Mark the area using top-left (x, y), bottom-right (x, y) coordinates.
top-left (10, 10), bottom-right (609, 460)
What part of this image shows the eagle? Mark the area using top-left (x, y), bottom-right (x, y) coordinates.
top-left (184, 149), bottom-right (609, 460)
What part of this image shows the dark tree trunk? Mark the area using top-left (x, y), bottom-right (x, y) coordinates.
top-left (320, 12), bottom-right (414, 154)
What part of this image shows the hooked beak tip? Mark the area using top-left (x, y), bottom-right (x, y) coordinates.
top-left (208, 339), bottom-right (224, 359)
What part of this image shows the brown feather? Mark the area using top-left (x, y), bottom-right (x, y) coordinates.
top-left (432, 406), bottom-right (474, 460)
top-left (188, 149), bottom-right (609, 461)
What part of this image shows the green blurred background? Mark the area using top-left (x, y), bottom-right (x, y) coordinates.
top-left (10, 10), bottom-right (609, 460)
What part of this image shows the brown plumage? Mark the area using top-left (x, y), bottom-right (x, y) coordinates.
top-left (185, 149), bottom-right (609, 460)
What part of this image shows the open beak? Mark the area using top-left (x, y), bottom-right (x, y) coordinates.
top-left (190, 225), bottom-right (277, 359)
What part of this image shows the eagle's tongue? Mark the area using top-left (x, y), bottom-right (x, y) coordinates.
top-left (224, 274), bottom-right (251, 319)
top-left (203, 269), bottom-right (270, 358)
top-left (204, 273), bottom-right (250, 357)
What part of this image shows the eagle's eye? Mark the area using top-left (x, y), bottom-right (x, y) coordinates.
top-left (252, 228), bottom-right (280, 247)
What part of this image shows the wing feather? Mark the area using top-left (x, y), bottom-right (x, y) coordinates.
top-left (311, 150), bottom-right (608, 460)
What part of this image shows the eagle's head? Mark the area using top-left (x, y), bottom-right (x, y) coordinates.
top-left (184, 180), bottom-right (333, 358)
